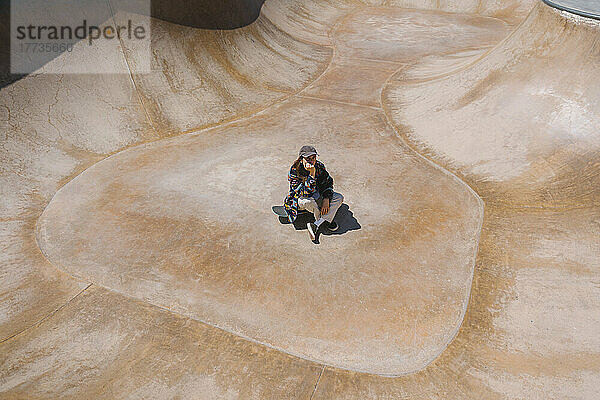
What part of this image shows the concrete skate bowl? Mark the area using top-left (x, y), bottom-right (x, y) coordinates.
top-left (2, 0), bottom-right (600, 398)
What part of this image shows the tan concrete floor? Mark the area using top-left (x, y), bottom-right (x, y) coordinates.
top-left (2, 0), bottom-right (600, 398)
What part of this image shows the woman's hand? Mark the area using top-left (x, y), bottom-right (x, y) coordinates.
top-left (303, 158), bottom-right (316, 176)
top-left (321, 198), bottom-right (330, 215)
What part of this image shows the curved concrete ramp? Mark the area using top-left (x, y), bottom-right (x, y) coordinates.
top-left (384, 1), bottom-right (600, 207)
top-left (2, 0), bottom-right (600, 398)
top-left (36, 94), bottom-right (483, 375)
top-left (33, 5), bottom-right (507, 376)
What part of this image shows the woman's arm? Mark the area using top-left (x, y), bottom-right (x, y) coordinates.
top-left (316, 163), bottom-right (334, 200)
top-left (289, 167), bottom-right (317, 196)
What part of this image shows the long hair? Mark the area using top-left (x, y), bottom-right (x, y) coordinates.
top-left (292, 156), bottom-right (304, 171)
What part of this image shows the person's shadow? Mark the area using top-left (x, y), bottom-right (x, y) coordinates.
top-left (319, 204), bottom-right (360, 234)
top-left (279, 204), bottom-right (361, 242)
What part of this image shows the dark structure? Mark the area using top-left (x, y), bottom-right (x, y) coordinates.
top-left (151, 0), bottom-right (266, 29)
top-left (0, 0), bottom-right (266, 88)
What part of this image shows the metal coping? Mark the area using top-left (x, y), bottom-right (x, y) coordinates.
top-left (542, 0), bottom-right (600, 20)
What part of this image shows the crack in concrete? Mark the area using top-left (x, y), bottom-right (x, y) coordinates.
top-left (309, 365), bottom-right (325, 400)
top-left (0, 283), bottom-right (93, 344)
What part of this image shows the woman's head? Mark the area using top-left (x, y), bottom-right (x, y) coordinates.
top-left (296, 145), bottom-right (318, 168)
top-left (303, 154), bottom-right (316, 165)
top-left (299, 145), bottom-right (318, 159)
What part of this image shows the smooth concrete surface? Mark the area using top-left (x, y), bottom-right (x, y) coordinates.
top-left (32, 5), bottom-right (512, 376)
top-left (0, 285), bottom-right (323, 399)
top-left (121, 14), bottom-right (332, 136)
top-left (35, 94), bottom-right (484, 375)
top-left (384, 2), bottom-right (600, 207)
top-left (2, 0), bottom-right (600, 398)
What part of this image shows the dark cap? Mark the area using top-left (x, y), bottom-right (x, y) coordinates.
top-left (299, 145), bottom-right (318, 158)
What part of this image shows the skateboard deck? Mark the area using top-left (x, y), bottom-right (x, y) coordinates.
top-left (273, 205), bottom-right (313, 229)
top-left (272, 205), bottom-right (310, 217)
top-left (272, 205), bottom-right (288, 217)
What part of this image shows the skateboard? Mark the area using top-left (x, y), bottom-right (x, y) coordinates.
top-left (272, 205), bottom-right (311, 226)
top-left (271, 205), bottom-right (288, 218)
top-left (272, 205), bottom-right (310, 218)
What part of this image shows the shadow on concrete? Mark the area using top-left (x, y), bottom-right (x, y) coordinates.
top-left (278, 204), bottom-right (361, 240)
top-left (320, 204), bottom-right (361, 236)
top-left (0, 3), bottom-right (24, 88)
top-left (151, 0), bottom-right (266, 29)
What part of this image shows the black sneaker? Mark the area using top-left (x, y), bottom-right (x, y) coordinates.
top-left (307, 222), bottom-right (318, 240)
top-left (327, 221), bottom-right (339, 231)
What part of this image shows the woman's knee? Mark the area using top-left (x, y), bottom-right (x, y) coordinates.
top-left (298, 197), bottom-right (318, 208)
